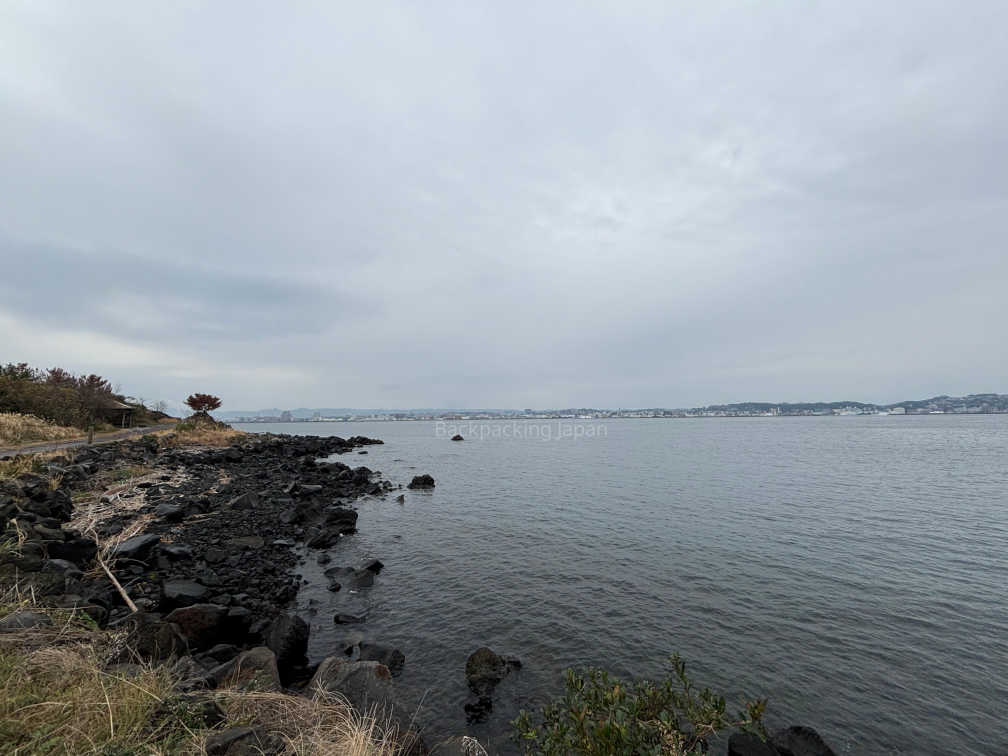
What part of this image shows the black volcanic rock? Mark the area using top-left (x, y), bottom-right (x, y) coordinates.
top-left (770, 726), bottom-right (837, 756)
top-left (407, 474), bottom-right (435, 489)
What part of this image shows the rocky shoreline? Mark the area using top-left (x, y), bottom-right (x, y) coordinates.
top-left (1, 432), bottom-right (479, 754)
top-left (2, 431), bottom-right (837, 756)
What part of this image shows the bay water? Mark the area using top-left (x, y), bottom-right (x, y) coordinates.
top-left (235, 415), bottom-right (1008, 754)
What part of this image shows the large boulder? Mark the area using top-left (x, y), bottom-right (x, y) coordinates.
top-left (122, 612), bottom-right (188, 661)
top-left (210, 647), bottom-right (282, 692)
top-left (265, 613), bottom-right (309, 676)
top-left (307, 657), bottom-right (393, 713)
top-left (164, 604), bottom-right (229, 650)
top-left (770, 726), bottom-right (837, 756)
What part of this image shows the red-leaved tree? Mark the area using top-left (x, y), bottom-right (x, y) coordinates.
top-left (185, 393), bottom-right (222, 414)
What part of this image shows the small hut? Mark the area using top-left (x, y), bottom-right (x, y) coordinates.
top-left (98, 398), bottom-right (134, 428)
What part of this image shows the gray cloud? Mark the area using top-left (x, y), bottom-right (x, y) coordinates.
top-left (2, 1), bottom-right (1006, 409)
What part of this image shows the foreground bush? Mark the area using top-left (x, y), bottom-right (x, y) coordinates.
top-left (513, 655), bottom-right (766, 756)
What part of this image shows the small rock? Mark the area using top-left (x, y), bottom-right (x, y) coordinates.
top-left (451, 434), bottom-right (464, 441)
top-left (155, 503), bottom-right (186, 522)
top-left (407, 474), bottom-right (435, 489)
top-left (112, 533), bottom-right (161, 563)
top-left (162, 580), bottom-right (209, 608)
top-left (228, 535), bottom-right (265, 550)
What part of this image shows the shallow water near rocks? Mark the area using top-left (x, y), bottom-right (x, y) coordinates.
top-left (235, 416), bottom-right (1008, 755)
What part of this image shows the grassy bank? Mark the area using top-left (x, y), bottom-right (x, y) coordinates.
top-left (0, 590), bottom-right (407, 755)
top-left (0, 412), bottom-right (83, 446)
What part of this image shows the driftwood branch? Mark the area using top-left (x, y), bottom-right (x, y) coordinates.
top-left (96, 549), bottom-right (138, 613)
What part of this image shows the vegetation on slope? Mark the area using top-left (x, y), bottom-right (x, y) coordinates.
top-left (0, 362), bottom-right (173, 432)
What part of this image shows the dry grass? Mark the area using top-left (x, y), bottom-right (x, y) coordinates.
top-left (215, 689), bottom-right (414, 756)
top-left (0, 641), bottom-right (193, 754)
top-left (0, 585), bottom-right (418, 756)
top-left (0, 412), bottom-right (81, 447)
top-left (0, 451), bottom-right (63, 482)
top-left (159, 419), bottom-right (245, 449)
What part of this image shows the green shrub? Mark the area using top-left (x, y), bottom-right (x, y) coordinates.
top-left (512, 654), bottom-right (766, 756)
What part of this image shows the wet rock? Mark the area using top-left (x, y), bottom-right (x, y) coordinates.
top-left (770, 726), bottom-right (837, 756)
top-left (355, 642), bottom-right (405, 674)
top-left (451, 435), bottom-right (464, 441)
top-left (334, 613), bottom-right (367, 624)
top-left (324, 566), bottom-right (375, 592)
top-left (465, 646), bottom-right (518, 696)
top-left (464, 697), bottom-right (493, 723)
top-left (407, 474), bottom-right (435, 489)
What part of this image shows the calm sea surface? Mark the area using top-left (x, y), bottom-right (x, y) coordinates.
top-left (235, 416), bottom-right (1008, 755)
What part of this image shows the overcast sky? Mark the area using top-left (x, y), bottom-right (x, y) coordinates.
top-left (2, 2), bottom-right (1006, 410)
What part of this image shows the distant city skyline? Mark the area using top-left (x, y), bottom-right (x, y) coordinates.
top-left (214, 393), bottom-right (1008, 422)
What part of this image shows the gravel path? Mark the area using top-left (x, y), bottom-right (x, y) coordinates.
top-left (0, 423), bottom-right (176, 459)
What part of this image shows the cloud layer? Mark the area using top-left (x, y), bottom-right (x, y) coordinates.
top-left (2, 1), bottom-right (1006, 409)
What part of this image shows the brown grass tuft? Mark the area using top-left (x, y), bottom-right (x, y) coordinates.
top-left (214, 688), bottom-right (414, 756)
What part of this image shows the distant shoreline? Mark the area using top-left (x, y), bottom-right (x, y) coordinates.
top-left (230, 410), bottom-right (1008, 423)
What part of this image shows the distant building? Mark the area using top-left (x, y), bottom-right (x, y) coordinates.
top-left (889, 406), bottom-right (906, 415)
